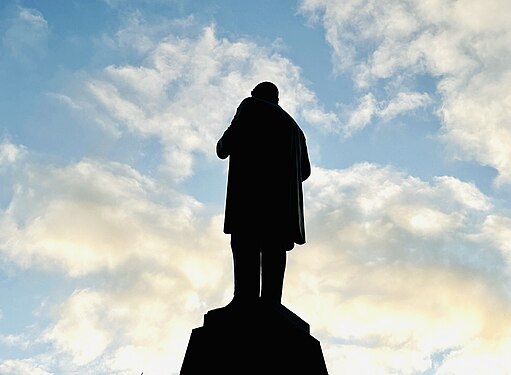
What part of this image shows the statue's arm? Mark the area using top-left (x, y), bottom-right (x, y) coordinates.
top-left (216, 100), bottom-right (247, 159)
top-left (216, 131), bottom-right (231, 159)
top-left (300, 132), bottom-right (311, 181)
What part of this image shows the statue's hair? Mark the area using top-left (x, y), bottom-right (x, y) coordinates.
top-left (251, 81), bottom-right (279, 104)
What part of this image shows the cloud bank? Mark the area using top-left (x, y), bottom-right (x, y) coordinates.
top-left (67, 22), bottom-right (336, 181)
top-left (2, 154), bottom-right (511, 374)
top-left (300, 0), bottom-right (511, 184)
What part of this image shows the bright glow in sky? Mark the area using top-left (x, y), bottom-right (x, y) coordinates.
top-left (1, 0), bottom-right (511, 374)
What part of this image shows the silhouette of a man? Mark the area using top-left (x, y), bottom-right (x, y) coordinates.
top-left (217, 81), bottom-right (311, 306)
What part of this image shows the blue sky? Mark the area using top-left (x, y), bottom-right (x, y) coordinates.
top-left (1, 0), bottom-right (511, 374)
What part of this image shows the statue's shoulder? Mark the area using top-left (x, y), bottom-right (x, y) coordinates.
top-left (238, 97), bottom-right (255, 108)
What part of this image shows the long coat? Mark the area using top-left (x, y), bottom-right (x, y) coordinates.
top-left (216, 97), bottom-right (311, 250)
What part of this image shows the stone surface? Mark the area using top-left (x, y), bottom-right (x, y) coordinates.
top-left (180, 301), bottom-right (329, 374)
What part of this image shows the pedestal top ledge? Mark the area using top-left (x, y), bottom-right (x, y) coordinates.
top-left (204, 300), bottom-right (311, 334)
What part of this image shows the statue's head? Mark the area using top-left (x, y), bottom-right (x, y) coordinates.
top-left (251, 81), bottom-right (279, 104)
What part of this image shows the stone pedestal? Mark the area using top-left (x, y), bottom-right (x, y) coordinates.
top-left (180, 302), bottom-right (329, 374)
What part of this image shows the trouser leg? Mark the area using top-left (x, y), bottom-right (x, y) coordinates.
top-left (261, 249), bottom-right (287, 304)
top-left (230, 233), bottom-right (260, 302)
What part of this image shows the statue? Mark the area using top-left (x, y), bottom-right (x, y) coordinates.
top-left (216, 81), bottom-right (311, 307)
top-left (180, 83), bottom-right (329, 374)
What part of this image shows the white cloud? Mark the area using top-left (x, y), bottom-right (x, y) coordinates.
top-left (0, 334), bottom-right (30, 350)
top-left (344, 93), bottom-right (377, 136)
top-left (42, 276), bottom-right (208, 373)
top-left (0, 359), bottom-right (52, 375)
top-left (300, 0), bottom-right (511, 183)
top-left (3, 157), bottom-right (510, 374)
top-left (284, 163), bottom-right (511, 374)
top-left (18, 8), bottom-right (47, 28)
top-left (439, 71), bottom-right (511, 186)
top-left (302, 164), bottom-right (494, 264)
top-left (43, 290), bottom-right (111, 366)
top-left (0, 158), bottom-right (218, 276)
top-left (1, 7), bottom-right (49, 63)
top-left (379, 91), bottom-right (431, 120)
top-left (481, 215), bottom-right (511, 265)
top-left (341, 91), bottom-right (430, 136)
top-left (69, 24), bottom-right (337, 180)
top-left (436, 337), bottom-right (511, 375)
top-left (0, 141), bottom-right (26, 167)
top-left (0, 155), bottom-right (231, 373)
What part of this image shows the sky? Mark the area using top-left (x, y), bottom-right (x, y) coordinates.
top-left (1, 0), bottom-right (511, 374)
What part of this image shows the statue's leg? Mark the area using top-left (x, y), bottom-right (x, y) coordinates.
top-left (261, 248), bottom-right (286, 305)
top-left (230, 232), bottom-right (260, 303)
